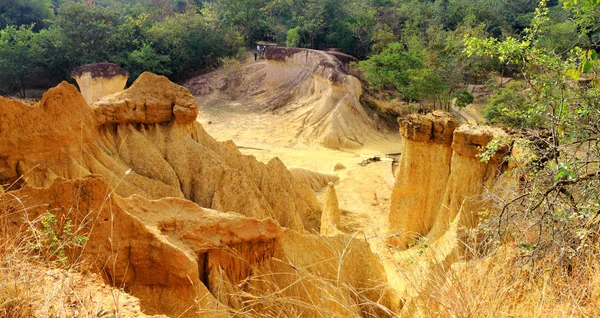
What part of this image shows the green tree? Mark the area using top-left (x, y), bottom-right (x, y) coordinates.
top-left (453, 88), bottom-right (475, 109)
top-left (54, 2), bottom-right (129, 68)
top-left (357, 42), bottom-right (424, 92)
top-left (215, 0), bottom-right (266, 45)
top-left (357, 42), bottom-right (447, 104)
top-left (467, 0), bottom-right (600, 267)
top-left (0, 0), bottom-right (54, 31)
top-left (120, 43), bottom-right (172, 81)
top-left (147, 10), bottom-right (242, 79)
top-left (286, 26), bottom-right (300, 47)
top-left (0, 25), bottom-right (43, 97)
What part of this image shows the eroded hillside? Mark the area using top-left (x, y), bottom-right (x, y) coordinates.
top-left (185, 47), bottom-right (402, 151)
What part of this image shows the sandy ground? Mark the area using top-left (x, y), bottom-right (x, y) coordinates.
top-left (196, 94), bottom-right (401, 236)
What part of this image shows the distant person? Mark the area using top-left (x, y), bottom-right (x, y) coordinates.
top-left (256, 45), bottom-right (260, 53)
top-left (254, 51), bottom-right (258, 61)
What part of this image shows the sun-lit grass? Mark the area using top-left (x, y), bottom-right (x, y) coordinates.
top-left (394, 227), bottom-right (600, 318)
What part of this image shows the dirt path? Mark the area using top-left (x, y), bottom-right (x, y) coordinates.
top-left (453, 103), bottom-right (485, 124)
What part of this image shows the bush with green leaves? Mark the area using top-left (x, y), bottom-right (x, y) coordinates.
top-left (453, 88), bottom-right (474, 109)
top-left (29, 211), bottom-right (87, 266)
top-left (120, 43), bottom-right (172, 81)
top-left (467, 0), bottom-right (600, 273)
top-left (482, 81), bottom-right (546, 129)
top-left (286, 27), bottom-right (301, 48)
top-left (0, 25), bottom-right (43, 97)
top-left (357, 43), bottom-right (423, 94)
top-left (147, 10), bottom-right (243, 80)
top-left (0, 0), bottom-right (54, 31)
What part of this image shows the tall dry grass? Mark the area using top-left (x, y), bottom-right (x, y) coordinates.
top-left (0, 189), bottom-right (130, 317)
top-left (397, 224), bottom-right (600, 317)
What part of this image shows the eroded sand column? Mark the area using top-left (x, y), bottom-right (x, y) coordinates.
top-left (388, 111), bottom-right (458, 248)
top-left (427, 125), bottom-right (509, 241)
top-left (71, 63), bottom-right (129, 104)
top-left (320, 182), bottom-right (341, 236)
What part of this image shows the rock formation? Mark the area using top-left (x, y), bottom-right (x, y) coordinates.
top-left (0, 72), bottom-right (320, 232)
top-left (1, 177), bottom-right (275, 317)
top-left (92, 72), bottom-right (198, 125)
top-left (288, 167), bottom-right (340, 192)
top-left (262, 47), bottom-right (382, 149)
top-left (71, 63), bottom-right (129, 104)
top-left (388, 111), bottom-right (458, 248)
top-left (427, 124), bottom-right (509, 240)
top-left (185, 47), bottom-right (397, 150)
top-left (388, 111), bottom-right (509, 248)
top-left (0, 74), bottom-right (394, 317)
top-left (320, 182), bottom-right (341, 236)
top-left (1, 176), bottom-right (392, 317)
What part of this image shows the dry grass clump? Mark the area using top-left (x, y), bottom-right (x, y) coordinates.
top-left (199, 233), bottom-right (397, 318)
top-left (403, 219), bottom-right (600, 317)
top-left (0, 191), bottom-right (129, 318)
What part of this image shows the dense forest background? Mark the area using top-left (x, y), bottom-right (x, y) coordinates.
top-left (0, 0), bottom-right (598, 102)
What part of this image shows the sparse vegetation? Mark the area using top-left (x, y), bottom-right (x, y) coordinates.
top-left (29, 211), bottom-right (88, 266)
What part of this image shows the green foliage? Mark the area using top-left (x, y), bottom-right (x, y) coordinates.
top-left (120, 43), bottom-right (172, 81)
top-left (468, 0), bottom-right (600, 266)
top-left (482, 82), bottom-right (546, 129)
top-left (536, 20), bottom-right (580, 54)
top-left (478, 136), bottom-right (512, 163)
top-left (54, 2), bottom-right (129, 67)
top-left (214, 0), bottom-right (266, 45)
top-left (286, 27), bottom-right (300, 48)
top-left (357, 41), bottom-right (451, 104)
top-left (370, 25), bottom-right (397, 54)
top-left (147, 10), bottom-right (241, 79)
top-left (0, 0), bottom-right (54, 31)
top-left (356, 42), bottom-right (424, 96)
top-left (453, 89), bottom-right (474, 109)
top-left (0, 25), bottom-right (43, 97)
top-left (564, 0), bottom-right (600, 10)
top-left (466, 1), bottom-right (584, 130)
top-left (30, 211), bottom-right (87, 265)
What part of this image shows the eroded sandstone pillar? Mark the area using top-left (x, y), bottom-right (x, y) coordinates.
top-left (388, 110), bottom-right (510, 249)
top-left (388, 111), bottom-right (458, 248)
top-left (427, 125), bottom-right (509, 241)
top-left (71, 63), bottom-right (129, 104)
top-left (320, 182), bottom-right (341, 236)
